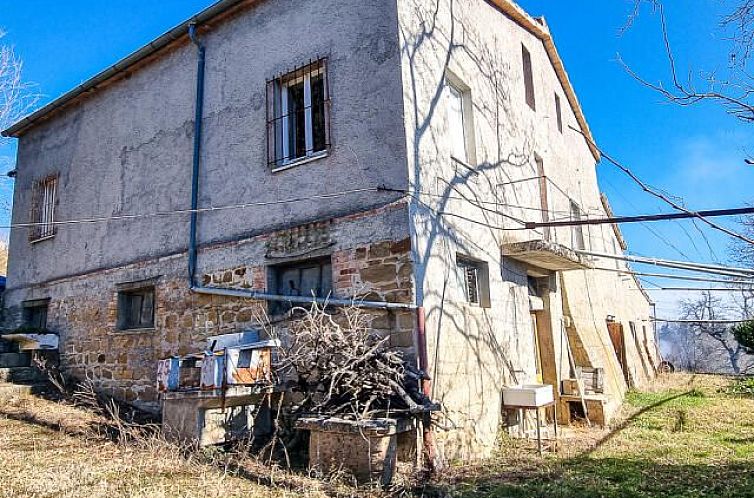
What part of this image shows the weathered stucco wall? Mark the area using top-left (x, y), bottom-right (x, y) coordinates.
top-left (397, 0), bottom-right (656, 458)
top-left (7, 0), bottom-right (408, 289)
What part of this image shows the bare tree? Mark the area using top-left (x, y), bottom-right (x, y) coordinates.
top-left (0, 29), bottom-right (38, 150)
top-left (621, 1), bottom-right (754, 124)
top-left (0, 29), bottom-right (39, 225)
top-left (673, 292), bottom-right (753, 374)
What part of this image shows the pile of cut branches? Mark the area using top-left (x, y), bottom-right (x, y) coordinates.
top-left (274, 302), bottom-right (431, 420)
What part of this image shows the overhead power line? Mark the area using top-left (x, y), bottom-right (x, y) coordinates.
top-left (592, 266), bottom-right (754, 285)
top-left (576, 249), bottom-right (754, 278)
top-left (653, 318), bottom-right (751, 324)
top-left (523, 206), bottom-right (754, 229)
top-left (568, 124), bottom-right (754, 246)
top-left (645, 287), bottom-right (750, 292)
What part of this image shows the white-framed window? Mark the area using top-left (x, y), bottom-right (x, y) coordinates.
top-left (457, 255), bottom-right (491, 308)
top-left (570, 201), bottom-right (585, 251)
top-left (30, 175), bottom-right (58, 242)
top-left (267, 59), bottom-right (331, 170)
top-left (444, 74), bottom-right (475, 165)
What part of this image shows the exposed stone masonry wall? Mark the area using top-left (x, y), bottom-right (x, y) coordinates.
top-left (35, 231), bottom-right (416, 413)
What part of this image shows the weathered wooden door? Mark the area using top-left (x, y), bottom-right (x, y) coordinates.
top-left (607, 321), bottom-right (629, 384)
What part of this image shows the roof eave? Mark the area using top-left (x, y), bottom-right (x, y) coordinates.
top-left (1, 0), bottom-right (249, 138)
top-left (489, 0), bottom-right (601, 163)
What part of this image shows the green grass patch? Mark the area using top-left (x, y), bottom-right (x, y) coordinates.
top-left (437, 375), bottom-right (754, 498)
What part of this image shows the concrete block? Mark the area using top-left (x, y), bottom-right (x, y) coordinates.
top-left (0, 352), bottom-right (32, 369)
top-left (0, 367), bottom-right (46, 384)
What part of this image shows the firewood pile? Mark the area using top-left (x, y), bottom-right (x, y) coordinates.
top-left (272, 302), bottom-right (433, 420)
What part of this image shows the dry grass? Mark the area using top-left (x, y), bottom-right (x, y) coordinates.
top-left (429, 373), bottom-right (754, 498)
top-left (2, 374), bottom-right (753, 498)
top-left (0, 393), bottom-right (391, 498)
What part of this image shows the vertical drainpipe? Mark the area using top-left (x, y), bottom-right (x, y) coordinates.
top-left (416, 306), bottom-right (438, 472)
top-left (188, 23), bottom-right (206, 287)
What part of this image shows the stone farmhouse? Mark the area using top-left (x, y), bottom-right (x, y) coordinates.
top-left (2, 0), bottom-right (659, 461)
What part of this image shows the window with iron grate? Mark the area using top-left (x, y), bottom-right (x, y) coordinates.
top-left (29, 175), bottom-right (58, 242)
top-left (267, 59), bottom-right (331, 170)
top-left (457, 256), bottom-right (491, 308)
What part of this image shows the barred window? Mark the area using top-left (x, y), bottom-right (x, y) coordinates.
top-left (30, 175), bottom-right (58, 242)
top-left (457, 256), bottom-right (491, 308)
top-left (267, 59), bottom-right (331, 170)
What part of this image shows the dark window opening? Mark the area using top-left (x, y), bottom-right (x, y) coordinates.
top-left (118, 287), bottom-right (155, 330)
top-left (555, 93), bottom-right (563, 133)
top-left (457, 256), bottom-right (491, 308)
top-left (269, 257), bottom-right (333, 313)
top-left (23, 300), bottom-right (49, 330)
top-left (522, 45), bottom-right (536, 111)
top-left (30, 175), bottom-right (58, 242)
top-left (267, 59), bottom-right (331, 169)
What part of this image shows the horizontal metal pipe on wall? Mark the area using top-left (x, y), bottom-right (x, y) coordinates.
top-left (191, 285), bottom-right (417, 311)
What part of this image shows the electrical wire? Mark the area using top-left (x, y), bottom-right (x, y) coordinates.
top-left (569, 124), bottom-right (754, 246)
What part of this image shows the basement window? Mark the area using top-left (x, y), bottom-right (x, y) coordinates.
top-left (23, 299), bottom-right (50, 329)
top-left (117, 286), bottom-right (155, 330)
top-left (29, 175), bottom-right (58, 242)
top-left (267, 59), bottom-right (331, 170)
top-left (522, 44), bottom-right (536, 111)
top-left (269, 257), bottom-right (333, 313)
top-left (457, 255), bottom-right (491, 308)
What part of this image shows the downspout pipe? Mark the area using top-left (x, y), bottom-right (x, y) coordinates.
top-left (188, 23), bottom-right (206, 287)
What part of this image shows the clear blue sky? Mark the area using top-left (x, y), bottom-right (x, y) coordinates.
top-left (1, 0), bottom-right (752, 316)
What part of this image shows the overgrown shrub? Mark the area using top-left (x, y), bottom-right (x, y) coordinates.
top-left (732, 321), bottom-right (754, 354)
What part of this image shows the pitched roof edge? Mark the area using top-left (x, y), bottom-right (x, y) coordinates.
top-left (489, 0), bottom-right (601, 162)
top-left (1, 0), bottom-right (250, 138)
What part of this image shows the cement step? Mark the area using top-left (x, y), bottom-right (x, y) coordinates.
top-left (0, 382), bottom-right (47, 400)
top-left (0, 367), bottom-right (47, 384)
top-left (0, 352), bottom-right (32, 369)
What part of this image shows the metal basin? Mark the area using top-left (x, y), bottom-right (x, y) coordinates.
top-left (502, 383), bottom-right (554, 408)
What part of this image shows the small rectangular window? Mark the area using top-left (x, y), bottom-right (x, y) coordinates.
top-left (522, 45), bottom-right (536, 111)
top-left (30, 175), bottom-right (58, 242)
top-left (269, 257), bottom-right (333, 313)
top-left (445, 80), bottom-right (469, 163)
top-left (570, 201), bottom-right (585, 251)
top-left (267, 59), bottom-right (331, 169)
top-left (554, 93), bottom-right (563, 133)
top-left (457, 256), bottom-right (491, 308)
top-left (23, 299), bottom-right (50, 330)
top-left (118, 287), bottom-right (155, 330)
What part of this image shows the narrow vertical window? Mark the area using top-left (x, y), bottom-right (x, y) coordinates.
top-left (555, 93), bottom-right (563, 133)
top-left (445, 80), bottom-right (469, 163)
top-left (522, 45), bottom-right (536, 111)
top-left (30, 175), bottom-right (58, 242)
top-left (570, 201), bottom-right (585, 250)
top-left (535, 155), bottom-right (550, 241)
top-left (267, 59), bottom-right (331, 169)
